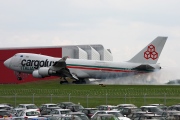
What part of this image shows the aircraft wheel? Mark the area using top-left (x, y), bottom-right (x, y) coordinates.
top-left (17, 77), bottom-right (22, 81)
top-left (60, 81), bottom-right (69, 84)
top-left (80, 79), bottom-right (86, 84)
top-left (74, 79), bottom-right (86, 84)
top-left (60, 81), bottom-right (63, 84)
top-left (72, 81), bottom-right (76, 84)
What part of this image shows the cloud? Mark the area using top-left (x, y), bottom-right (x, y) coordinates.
top-left (0, 0), bottom-right (180, 81)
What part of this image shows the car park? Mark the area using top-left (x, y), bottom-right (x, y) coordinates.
top-left (80, 108), bottom-right (98, 118)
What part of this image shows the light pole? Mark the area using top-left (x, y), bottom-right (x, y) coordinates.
top-left (124, 94), bottom-right (127, 104)
top-left (86, 94), bottom-right (89, 107)
top-left (164, 93), bottom-right (166, 105)
top-left (32, 93), bottom-right (35, 104)
top-left (144, 93), bottom-right (146, 105)
top-left (69, 93), bottom-right (71, 102)
top-left (50, 94), bottom-right (53, 103)
top-left (106, 93), bottom-right (108, 105)
top-left (14, 93), bottom-right (17, 107)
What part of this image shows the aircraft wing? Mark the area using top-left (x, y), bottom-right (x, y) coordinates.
top-left (50, 56), bottom-right (68, 70)
top-left (50, 56), bottom-right (78, 80)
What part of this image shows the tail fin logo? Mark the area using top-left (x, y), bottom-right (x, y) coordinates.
top-left (144, 44), bottom-right (158, 60)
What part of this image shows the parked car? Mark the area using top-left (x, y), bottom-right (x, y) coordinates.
top-left (18, 109), bottom-right (40, 118)
top-left (41, 107), bottom-right (63, 116)
top-left (66, 104), bottom-right (84, 112)
top-left (10, 108), bottom-right (26, 117)
top-left (67, 112), bottom-right (89, 120)
top-left (28, 117), bottom-right (48, 120)
top-left (96, 105), bottom-right (118, 111)
top-left (148, 104), bottom-right (167, 111)
top-left (80, 108), bottom-right (98, 118)
top-left (0, 103), bottom-right (14, 109)
top-left (59, 115), bottom-right (82, 120)
top-left (168, 104), bottom-right (180, 111)
top-left (91, 110), bottom-right (130, 120)
top-left (39, 103), bottom-right (60, 112)
top-left (121, 106), bottom-right (141, 117)
top-left (91, 114), bottom-right (119, 120)
top-left (0, 109), bottom-right (12, 118)
top-left (49, 109), bottom-right (71, 116)
top-left (130, 111), bottom-right (156, 119)
top-left (0, 104), bottom-right (12, 111)
top-left (132, 113), bottom-right (163, 119)
top-left (161, 110), bottom-right (180, 119)
top-left (57, 102), bottom-right (75, 109)
top-left (172, 112), bottom-right (180, 119)
top-left (16, 104), bottom-right (39, 111)
top-left (117, 104), bottom-right (137, 112)
top-left (140, 106), bottom-right (163, 115)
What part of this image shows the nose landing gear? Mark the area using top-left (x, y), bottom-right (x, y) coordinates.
top-left (14, 71), bottom-right (28, 81)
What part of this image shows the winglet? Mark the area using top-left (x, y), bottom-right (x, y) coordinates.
top-left (128, 36), bottom-right (167, 64)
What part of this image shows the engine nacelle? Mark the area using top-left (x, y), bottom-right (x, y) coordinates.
top-left (32, 67), bottom-right (56, 78)
top-left (32, 70), bottom-right (43, 78)
top-left (38, 67), bottom-right (55, 77)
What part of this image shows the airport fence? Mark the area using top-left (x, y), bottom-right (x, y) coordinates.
top-left (0, 88), bottom-right (180, 107)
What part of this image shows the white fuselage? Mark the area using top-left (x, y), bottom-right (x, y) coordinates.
top-left (5, 53), bottom-right (161, 79)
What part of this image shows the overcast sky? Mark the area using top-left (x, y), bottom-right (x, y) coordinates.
top-left (0, 0), bottom-right (180, 82)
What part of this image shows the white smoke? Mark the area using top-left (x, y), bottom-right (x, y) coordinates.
top-left (90, 67), bottom-right (180, 85)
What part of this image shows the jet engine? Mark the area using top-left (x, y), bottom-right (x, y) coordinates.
top-left (32, 70), bottom-right (43, 78)
top-left (32, 67), bottom-right (56, 78)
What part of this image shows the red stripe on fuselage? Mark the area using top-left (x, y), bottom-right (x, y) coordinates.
top-left (67, 66), bottom-right (134, 73)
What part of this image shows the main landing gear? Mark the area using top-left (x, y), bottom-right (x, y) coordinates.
top-left (60, 78), bottom-right (86, 84)
top-left (72, 78), bottom-right (86, 84)
top-left (59, 77), bottom-right (69, 84)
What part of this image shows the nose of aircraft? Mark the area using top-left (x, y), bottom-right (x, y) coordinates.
top-left (4, 58), bottom-right (11, 68)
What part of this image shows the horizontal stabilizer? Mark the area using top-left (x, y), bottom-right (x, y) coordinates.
top-left (132, 64), bottom-right (155, 71)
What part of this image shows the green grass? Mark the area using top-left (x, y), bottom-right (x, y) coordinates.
top-left (0, 79), bottom-right (180, 108)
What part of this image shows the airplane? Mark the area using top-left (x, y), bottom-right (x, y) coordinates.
top-left (4, 36), bottom-right (167, 84)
